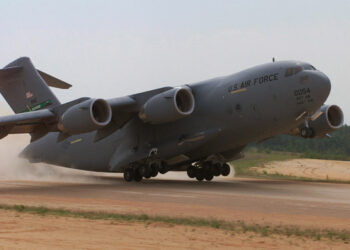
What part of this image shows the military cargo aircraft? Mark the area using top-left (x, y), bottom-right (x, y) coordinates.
top-left (0, 57), bottom-right (343, 181)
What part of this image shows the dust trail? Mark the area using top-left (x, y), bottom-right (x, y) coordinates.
top-left (0, 106), bottom-right (117, 183)
top-left (0, 133), bottom-right (118, 183)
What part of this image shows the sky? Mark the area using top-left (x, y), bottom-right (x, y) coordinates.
top-left (0, 0), bottom-right (349, 121)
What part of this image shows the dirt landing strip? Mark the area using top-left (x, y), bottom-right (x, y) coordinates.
top-left (0, 173), bottom-right (350, 249)
top-left (1, 176), bottom-right (350, 229)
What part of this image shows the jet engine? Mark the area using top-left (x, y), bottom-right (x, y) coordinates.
top-left (308, 105), bottom-right (344, 138)
top-left (58, 98), bottom-right (112, 135)
top-left (139, 87), bottom-right (195, 124)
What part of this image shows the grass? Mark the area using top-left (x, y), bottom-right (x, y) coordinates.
top-left (0, 203), bottom-right (349, 243)
top-left (232, 148), bottom-right (350, 184)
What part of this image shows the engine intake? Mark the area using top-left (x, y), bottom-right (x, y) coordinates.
top-left (309, 104), bottom-right (344, 137)
top-left (139, 87), bottom-right (195, 124)
top-left (58, 98), bottom-right (112, 135)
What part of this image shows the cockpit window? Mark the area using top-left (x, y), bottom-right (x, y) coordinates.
top-left (303, 64), bottom-right (316, 70)
top-left (285, 68), bottom-right (293, 77)
top-left (285, 66), bottom-right (303, 77)
top-left (294, 66), bottom-right (302, 74)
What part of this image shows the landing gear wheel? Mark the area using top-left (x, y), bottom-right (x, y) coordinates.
top-left (196, 175), bottom-right (204, 181)
top-left (301, 127), bottom-right (308, 138)
top-left (213, 163), bottom-right (221, 176)
top-left (123, 168), bottom-right (134, 182)
top-left (159, 161), bottom-right (168, 174)
top-left (307, 128), bottom-right (315, 138)
top-left (138, 165), bottom-right (150, 177)
top-left (134, 171), bottom-right (142, 182)
top-left (204, 172), bottom-right (214, 181)
top-left (144, 170), bottom-right (152, 179)
top-left (221, 163), bottom-right (230, 176)
top-left (150, 163), bottom-right (158, 177)
top-left (195, 168), bottom-right (204, 181)
top-left (301, 127), bottom-right (315, 138)
top-left (187, 166), bottom-right (196, 178)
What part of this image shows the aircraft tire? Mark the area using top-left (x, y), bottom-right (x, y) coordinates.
top-left (195, 168), bottom-right (205, 181)
top-left (150, 163), bottom-right (158, 177)
top-left (144, 171), bottom-right (152, 179)
top-left (205, 172), bottom-right (214, 181)
top-left (308, 128), bottom-right (315, 138)
top-left (301, 127), bottom-right (308, 138)
top-left (134, 172), bottom-right (143, 182)
top-left (221, 163), bottom-right (230, 176)
top-left (187, 166), bottom-right (196, 178)
top-left (123, 168), bottom-right (134, 182)
top-left (159, 161), bottom-right (168, 174)
top-left (301, 127), bottom-right (315, 138)
top-left (138, 165), bottom-right (147, 177)
top-left (196, 175), bottom-right (204, 181)
top-left (213, 163), bottom-right (221, 176)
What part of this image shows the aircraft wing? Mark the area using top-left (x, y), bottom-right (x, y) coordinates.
top-left (0, 85), bottom-right (175, 142)
top-left (0, 109), bottom-right (57, 139)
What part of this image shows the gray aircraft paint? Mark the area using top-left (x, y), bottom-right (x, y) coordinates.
top-left (16, 59), bottom-right (331, 173)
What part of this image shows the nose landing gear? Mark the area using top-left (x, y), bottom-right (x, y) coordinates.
top-left (300, 127), bottom-right (315, 138)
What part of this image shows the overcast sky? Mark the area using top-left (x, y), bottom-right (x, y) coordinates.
top-left (0, 0), bottom-right (349, 122)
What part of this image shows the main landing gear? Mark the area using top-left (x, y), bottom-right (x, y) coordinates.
top-left (187, 162), bottom-right (230, 182)
top-left (123, 161), bottom-right (168, 182)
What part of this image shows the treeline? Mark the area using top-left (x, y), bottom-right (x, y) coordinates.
top-left (252, 125), bottom-right (350, 161)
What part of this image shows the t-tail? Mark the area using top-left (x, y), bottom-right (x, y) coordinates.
top-left (0, 57), bottom-right (71, 114)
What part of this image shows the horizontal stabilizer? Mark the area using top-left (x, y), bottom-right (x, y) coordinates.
top-left (38, 70), bottom-right (72, 89)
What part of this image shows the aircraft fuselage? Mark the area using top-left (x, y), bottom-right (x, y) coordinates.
top-left (23, 60), bottom-right (331, 174)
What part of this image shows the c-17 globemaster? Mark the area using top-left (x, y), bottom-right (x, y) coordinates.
top-left (0, 57), bottom-right (343, 182)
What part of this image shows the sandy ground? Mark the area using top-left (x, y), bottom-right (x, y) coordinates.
top-left (1, 177), bottom-right (350, 249)
top-left (258, 158), bottom-right (350, 181)
top-left (0, 210), bottom-right (348, 250)
top-left (1, 176), bottom-right (350, 228)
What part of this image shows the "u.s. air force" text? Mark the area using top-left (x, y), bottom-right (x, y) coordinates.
top-left (228, 73), bottom-right (279, 92)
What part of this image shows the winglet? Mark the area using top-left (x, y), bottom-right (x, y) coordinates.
top-left (38, 70), bottom-right (72, 89)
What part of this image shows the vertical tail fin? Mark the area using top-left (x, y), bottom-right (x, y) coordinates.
top-left (0, 57), bottom-right (61, 114)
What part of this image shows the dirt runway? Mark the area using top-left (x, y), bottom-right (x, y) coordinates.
top-left (1, 173), bottom-right (350, 230)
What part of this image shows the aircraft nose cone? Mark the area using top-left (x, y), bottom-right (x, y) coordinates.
top-left (310, 71), bottom-right (331, 104)
top-left (318, 72), bottom-right (331, 95)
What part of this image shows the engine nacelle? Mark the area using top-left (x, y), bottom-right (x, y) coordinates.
top-left (309, 105), bottom-right (344, 137)
top-left (58, 98), bottom-right (112, 135)
top-left (139, 87), bottom-right (195, 124)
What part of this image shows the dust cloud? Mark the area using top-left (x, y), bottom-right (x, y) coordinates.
top-left (0, 103), bottom-right (116, 183)
top-left (0, 133), bottom-right (118, 183)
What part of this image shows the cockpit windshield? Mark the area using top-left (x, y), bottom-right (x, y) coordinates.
top-left (302, 64), bottom-right (316, 70)
top-left (285, 64), bottom-right (316, 77)
top-left (285, 66), bottom-right (302, 77)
